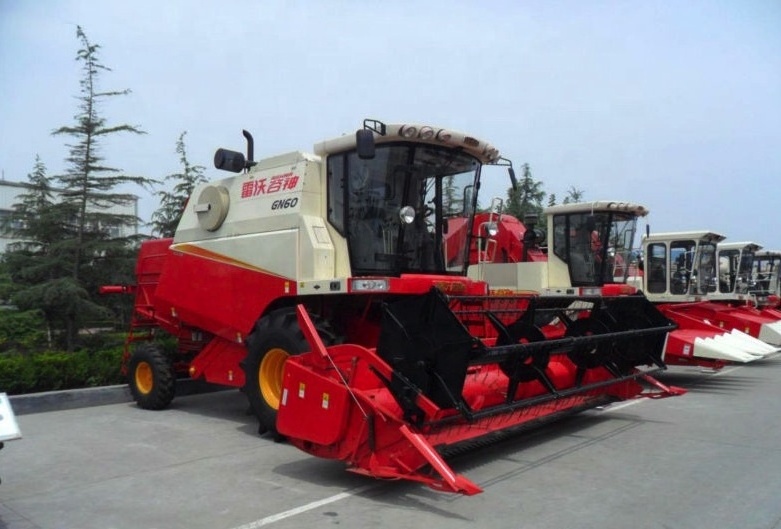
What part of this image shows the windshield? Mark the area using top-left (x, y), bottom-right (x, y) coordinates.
top-left (670, 241), bottom-right (719, 296)
top-left (552, 211), bottom-right (638, 286)
top-left (753, 254), bottom-right (780, 295)
top-left (646, 239), bottom-right (717, 295)
top-left (718, 248), bottom-right (753, 294)
top-left (692, 242), bottom-right (717, 295)
top-left (328, 143), bottom-right (480, 276)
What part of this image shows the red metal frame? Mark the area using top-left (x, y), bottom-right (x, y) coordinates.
top-left (276, 305), bottom-right (684, 495)
top-left (659, 301), bottom-right (779, 342)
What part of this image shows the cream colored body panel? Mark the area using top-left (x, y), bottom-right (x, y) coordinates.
top-left (174, 151), bottom-right (345, 284)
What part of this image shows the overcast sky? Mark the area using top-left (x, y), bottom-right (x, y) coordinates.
top-left (1, 0), bottom-right (779, 248)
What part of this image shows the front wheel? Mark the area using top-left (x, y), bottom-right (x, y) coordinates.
top-left (242, 307), bottom-right (339, 435)
top-left (127, 342), bottom-right (176, 410)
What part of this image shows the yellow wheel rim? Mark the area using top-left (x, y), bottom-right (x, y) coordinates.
top-left (135, 361), bottom-right (154, 395)
top-left (259, 348), bottom-right (289, 410)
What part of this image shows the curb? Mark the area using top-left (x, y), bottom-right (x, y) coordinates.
top-left (8, 379), bottom-right (227, 415)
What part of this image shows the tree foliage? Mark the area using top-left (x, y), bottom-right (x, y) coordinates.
top-left (1, 157), bottom-right (81, 347)
top-left (151, 131), bottom-right (207, 237)
top-left (563, 186), bottom-right (585, 204)
top-left (505, 163), bottom-right (545, 220)
top-left (3, 26), bottom-right (152, 350)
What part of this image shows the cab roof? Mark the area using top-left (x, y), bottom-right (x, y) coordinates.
top-left (544, 201), bottom-right (648, 217)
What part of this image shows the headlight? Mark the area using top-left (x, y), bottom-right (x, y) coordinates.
top-left (419, 126), bottom-right (435, 140)
top-left (400, 125), bottom-right (417, 138)
top-left (399, 206), bottom-right (416, 224)
top-left (483, 222), bottom-right (498, 237)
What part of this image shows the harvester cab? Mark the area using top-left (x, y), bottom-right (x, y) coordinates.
top-left (641, 231), bottom-right (725, 303)
top-left (639, 231), bottom-right (781, 362)
top-left (715, 241), bottom-right (781, 323)
top-left (105, 119), bottom-right (684, 496)
top-left (713, 241), bottom-right (763, 302)
top-left (752, 250), bottom-right (781, 308)
top-left (468, 200), bottom-right (646, 295)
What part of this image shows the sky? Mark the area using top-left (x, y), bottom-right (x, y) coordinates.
top-left (1, 0), bottom-right (779, 248)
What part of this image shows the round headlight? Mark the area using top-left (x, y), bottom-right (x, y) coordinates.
top-left (399, 206), bottom-right (416, 224)
top-left (436, 129), bottom-right (452, 142)
top-left (400, 126), bottom-right (418, 138)
top-left (419, 126), bottom-right (435, 140)
top-left (484, 222), bottom-right (498, 237)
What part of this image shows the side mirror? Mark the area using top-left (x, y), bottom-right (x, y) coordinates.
top-left (214, 148), bottom-right (246, 173)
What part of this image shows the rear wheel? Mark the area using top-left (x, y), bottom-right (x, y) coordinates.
top-left (127, 342), bottom-right (175, 410)
top-left (242, 307), bottom-right (338, 435)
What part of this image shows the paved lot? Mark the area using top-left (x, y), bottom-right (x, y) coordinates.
top-left (1, 355), bottom-right (780, 529)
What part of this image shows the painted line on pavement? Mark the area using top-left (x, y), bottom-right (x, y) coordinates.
top-left (231, 363), bottom-right (754, 527)
top-left (230, 485), bottom-right (376, 529)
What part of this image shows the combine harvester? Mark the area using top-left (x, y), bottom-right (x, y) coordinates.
top-left (464, 204), bottom-right (777, 370)
top-left (639, 233), bottom-right (781, 363)
top-left (459, 201), bottom-right (768, 370)
top-left (752, 250), bottom-right (781, 310)
top-left (713, 241), bottom-right (781, 327)
top-left (103, 120), bottom-right (683, 495)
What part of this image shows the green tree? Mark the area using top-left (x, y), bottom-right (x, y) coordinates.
top-left (1, 157), bottom-right (83, 347)
top-left (563, 186), bottom-right (585, 204)
top-left (152, 131), bottom-right (207, 237)
top-left (1, 156), bottom-right (69, 255)
top-left (547, 193), bottom-right (557, 207)
top-left (505, 163), bottom-right (545, 220)
top-left (49, 26), bottom-right (154, 349)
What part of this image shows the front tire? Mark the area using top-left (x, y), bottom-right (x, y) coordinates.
top-left (242, 307), bottom-right (338, 435)
top-left (127, 342), bottom-right (176, 410)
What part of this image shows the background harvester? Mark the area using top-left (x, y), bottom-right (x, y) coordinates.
top-left (104, 120), bottom-right (683, 495)
top-left (638, 232), bottom-right (781, 367)
top-left (465, 203), bottom-right (777, 369)
top-left (752, 250), bottom-right (781, 310)
top-left (713, 241), bottom-right (781, 329)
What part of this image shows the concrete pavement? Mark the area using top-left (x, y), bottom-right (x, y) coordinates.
top-left (1, 356), bottom-right (780, 529)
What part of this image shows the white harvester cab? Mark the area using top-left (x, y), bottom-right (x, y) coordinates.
top-left (640, 231), bottom-right (726, 303)
top-left (713, 241), bottom-right (764, 303)
top-left (752, 250), bottom-right (781, 305)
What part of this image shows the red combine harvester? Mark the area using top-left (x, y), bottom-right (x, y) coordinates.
top-left (638, 233), bottom-right (781, 368)
top-left (103, 120), bottom-right (683, 495)
top-left (463, 203), bottom-right (775, 369)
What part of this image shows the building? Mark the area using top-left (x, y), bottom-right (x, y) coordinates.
top-left (0, 179), bottom-right (139, 253)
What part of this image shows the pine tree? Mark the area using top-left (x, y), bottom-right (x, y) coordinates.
top-left (152, 132), bottom-right (207, 237)
top-left (49, 25), bottom-right (155, 349)
top-left (1, 157), bottom-right (85, 347)
top-left (505, 163), bottom-right (545, 220)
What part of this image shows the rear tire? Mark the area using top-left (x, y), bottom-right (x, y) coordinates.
top-left (242, 307), bottom-right (339, 435)
top-left (128, 342), bottom-right (176, 410)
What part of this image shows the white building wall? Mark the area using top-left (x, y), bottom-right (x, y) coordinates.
top-left (0, 180), bottom-right (139, 253)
